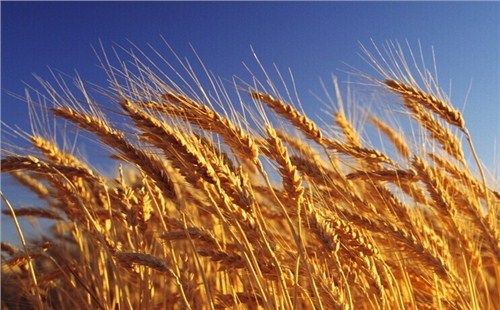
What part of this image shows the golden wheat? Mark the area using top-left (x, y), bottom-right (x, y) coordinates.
top-left (1, 41), bottom-right (498, 310)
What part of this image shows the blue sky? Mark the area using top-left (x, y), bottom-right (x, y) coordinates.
top-left (2, 2), bottom-right (499, 243)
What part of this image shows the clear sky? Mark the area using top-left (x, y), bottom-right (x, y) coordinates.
top-left (1, 2), bottom-right (499, 243)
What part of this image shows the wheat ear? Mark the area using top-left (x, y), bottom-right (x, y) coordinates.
top-left (334, 111), bottom-right (361, 147)
top-left (2, 207), bottom-right (62, 220)
top-left (404, 99), bottom-right (465, 162)
top-left (265, 126), bottom-right (304, 205)
top-left (1, 155), bottom-right (100, 183)
top-left (251, 91), bottom-right (393, 165)
top-left (1, 242), bottom-right (19, 256)
top-left (250, 91), bottom-right (322, 142)
top-left (368, 116), bottom-right (411, 159)
top-left (120, 100), bottom-right (258, 226)
top-left (384, 79), bottom-right (464, 129)
top-left (160, 92), bottom-right (260, 164)
top-left (384, 79), bottom-right (491, 214)
top-left (52, 106), bottom-right (176, 199)
top-left (10, 171), bottom-right (50, 199)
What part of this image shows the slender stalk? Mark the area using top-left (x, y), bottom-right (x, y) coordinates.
top-left (1, 192), bottom-right (45, 310)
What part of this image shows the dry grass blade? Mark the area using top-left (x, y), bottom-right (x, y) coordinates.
top-left (1, 193), bottom-right (45, 309)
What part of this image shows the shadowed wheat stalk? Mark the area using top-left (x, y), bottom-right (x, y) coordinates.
top-left (1, 40), bottom-right (498, 310)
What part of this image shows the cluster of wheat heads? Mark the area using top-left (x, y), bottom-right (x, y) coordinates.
top-left (1, 42), bottom-right (499, 309)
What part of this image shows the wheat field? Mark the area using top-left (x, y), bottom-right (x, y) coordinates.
top-left (1, 41), bottom-right (499, 309)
